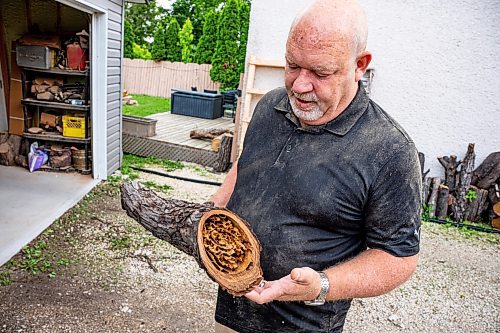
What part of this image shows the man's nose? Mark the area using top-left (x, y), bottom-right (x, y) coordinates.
top-left (292, 69), bottom-right (313, 94)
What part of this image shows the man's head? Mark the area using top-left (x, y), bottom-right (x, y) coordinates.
top-left (285, 0), bottom-right (371, 126)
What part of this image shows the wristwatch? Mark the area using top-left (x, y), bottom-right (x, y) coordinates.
top-left (304, 271), bottom-right (330, 306)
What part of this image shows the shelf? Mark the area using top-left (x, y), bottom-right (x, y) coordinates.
top-left (20, 66), bottom-right (89, 76)
top-left (22, 98), bottom-right (90, 111)
top-left (23, 133), bottom-right (90, 144)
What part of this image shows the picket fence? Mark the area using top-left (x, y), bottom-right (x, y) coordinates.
top-left (123, 58), bottom-right (220, 98)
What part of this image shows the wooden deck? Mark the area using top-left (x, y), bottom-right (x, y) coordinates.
top-left (148, 112), bottom-right (235, 150)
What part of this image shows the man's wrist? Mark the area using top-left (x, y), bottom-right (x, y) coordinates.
top-left (304, 271), bottom-right (330, 306)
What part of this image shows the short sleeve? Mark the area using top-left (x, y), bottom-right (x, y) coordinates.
top-left (364, 143), bottom-right (422, 257)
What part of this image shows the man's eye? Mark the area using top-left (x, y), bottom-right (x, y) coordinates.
top-left (287, 64), bottom-right (299, 69)
top-left (316, 73), bottom-right (330, 78)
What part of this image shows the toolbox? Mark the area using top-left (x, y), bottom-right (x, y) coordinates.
top-left (16, 45), bottom-right (56, 69)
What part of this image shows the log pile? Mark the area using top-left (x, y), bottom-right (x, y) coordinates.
top-left (30, 77), bottom-right (86, 104)
top-left (421, 144), bottom-right (500, 228)
top-left (0, 133), bottom-right (26, 167)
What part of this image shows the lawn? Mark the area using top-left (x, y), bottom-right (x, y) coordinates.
top-left (122, 94), bottom-right (171, 118)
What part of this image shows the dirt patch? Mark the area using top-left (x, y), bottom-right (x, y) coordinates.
top-left (0, 164), bottom-right (499, 333)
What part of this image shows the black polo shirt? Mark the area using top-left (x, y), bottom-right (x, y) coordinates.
top-left (215, 86), bottom-right (422, 333)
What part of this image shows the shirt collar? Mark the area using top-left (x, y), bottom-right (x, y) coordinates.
top-left (274, 83), bottom-right (370, 136)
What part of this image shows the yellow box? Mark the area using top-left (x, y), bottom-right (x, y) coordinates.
top-left (62, 115), bottom-right (86, 138)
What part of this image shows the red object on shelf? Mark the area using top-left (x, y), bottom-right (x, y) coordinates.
top-left (67, 42), bottom-right (86, 70)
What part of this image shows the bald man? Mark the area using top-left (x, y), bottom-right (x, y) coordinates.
top-left (212, 1), bottom-right (421, 332)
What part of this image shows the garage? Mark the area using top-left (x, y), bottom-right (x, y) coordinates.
top-left (0, 0), bottom-right (133, 266)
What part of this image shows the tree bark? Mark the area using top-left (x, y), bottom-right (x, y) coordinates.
top-left (464, 185), bottom-right (488, 222)
top-left (213, 135), bottom-right (233, 172)
top-left (121, 181), bottom-right (214, 266)
top-left (418, 152), bottom-right (430, 179)
top-left (422, 177), bottom-right (432, 205)
top-left (435, 184), bottom-right (450, 220)
top-left (438, 155), bottom-right (460, 193)
top-left (452, 144), bottom-right (476, 222)
top-left (427, 177), bottom-right (441, 218)
top-left (471, 152), bottom-right (500, 190)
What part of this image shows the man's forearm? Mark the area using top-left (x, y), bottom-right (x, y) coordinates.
top-left (211, 164), bottom-right (238, 207)
top-left (324, 249), bottom-right (418, 301)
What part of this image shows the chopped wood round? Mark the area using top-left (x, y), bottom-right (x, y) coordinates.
top-left (492, 218), bottom-right (500, 230)
top-left (493, 202), bottom-right (500, 217)
top-left (197, 209), bottom-right (262, 296)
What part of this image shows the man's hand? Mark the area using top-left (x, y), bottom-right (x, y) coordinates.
top-left (245, 267), bottom-right (321, 304)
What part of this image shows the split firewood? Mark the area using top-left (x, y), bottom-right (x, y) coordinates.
top-left (463, 185), bottom-right (488, 222)
top-left (452, 144), bottom-right (475, 222)
top-left (0, 134), bottom-right (22, 166)
top-left (120, 181), bottom-right (263, 296)
top-left (438, 155), bottom-right (460, 193)
top-left (190, 128), bottom-right (233, 140)
top-left (422, 177), bottom-right (432, 204)
top-left (471, 152), bottom-right (500, 190)
top-left (213, 135), bottom-right (233, 172)
top-left (28, 127), bottom-right (44, 134)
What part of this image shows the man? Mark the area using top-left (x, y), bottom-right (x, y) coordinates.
top-left (212, 0), bottom-right (422, 332)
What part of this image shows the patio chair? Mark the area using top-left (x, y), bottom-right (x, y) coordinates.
top-left (222, 90), bottom-right (238, 119)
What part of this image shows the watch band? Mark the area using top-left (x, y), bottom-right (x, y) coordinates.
top-left (304, 271), bottom-right (330, 306)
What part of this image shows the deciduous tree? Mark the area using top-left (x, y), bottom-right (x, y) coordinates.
top-left (179, 18), bottom-right (194, 63)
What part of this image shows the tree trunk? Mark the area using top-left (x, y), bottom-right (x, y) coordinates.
top-left (422, 177), bottom-right (432, 205)
top-left (121, 181), bottom-right (214, 265)
top-left (418, 152), bottom-right (430, 179)
top-left (471, 152), bottom-right (500, 190)
top-left (427, 177), bottom-right (441, 217)
top-left (435, 184), bottom-right (450, 220)
top-left (120, 181), bottom-right (263, 296)
top-left (213, 135), bottom-right (233, 172)
top-left (190, 128), bottom-right (233, 140)
top-left (452, 144), bottom-right (475, 222)
top-left (438, 155), bottom-right (460, 193)
top-left (464, 185), bottom-right (488, 222)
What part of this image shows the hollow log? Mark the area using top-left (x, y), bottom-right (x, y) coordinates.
top-left (472, 152), bottom-right (500, 190)
top-left (427, 177), bottom-right (441, 217)
top-left (190, 128), bottom-right (233, 140)
top-left (438, 155), bottom-right (460, 193)
top-left (120, 181), bottom-right (263, 296)
top-left (435, 184), bottom-right (450, 220)
top-left (452, 144), bottom-right (475, 222)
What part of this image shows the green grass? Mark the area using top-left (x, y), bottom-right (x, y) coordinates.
top-left (119, 154), bottom-right (184, 180)
top-left (122, 94), bottom-right (171, 118)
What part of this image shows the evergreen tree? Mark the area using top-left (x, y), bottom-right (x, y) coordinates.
top-left (238, 0), bottom-right (251, 73)
top-left (124, 20), bottom-right (135, 59)
top-left (151, 22), bottom-right (167, 61)
top-left (125, 0), bottom-right (166, 50)
top-left (165, 18), bottom-right (182, 62)
top-left (194, 9), bottom-right (219, 64)
top-left (179, 18), bottom-right (194, 63)
top-left (210, 0), bottom-right (241, 90)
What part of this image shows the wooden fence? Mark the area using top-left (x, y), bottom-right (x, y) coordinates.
top-left (123, 58), bottom-right (220, 98)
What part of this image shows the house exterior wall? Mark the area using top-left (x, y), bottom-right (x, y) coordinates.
top-left (243, 0), bottom-right (500, 176)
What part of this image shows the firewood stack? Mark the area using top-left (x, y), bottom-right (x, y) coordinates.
top-left (31, 77), bottom-right (85, 104)
top-left (420, 144), bottom-right (500, 228)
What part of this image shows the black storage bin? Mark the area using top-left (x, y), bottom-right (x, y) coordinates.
top-left (171, 89), bottom-right (223, 119)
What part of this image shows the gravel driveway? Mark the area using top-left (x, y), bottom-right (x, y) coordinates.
top-left (0, 164), bottom-right (498, 333)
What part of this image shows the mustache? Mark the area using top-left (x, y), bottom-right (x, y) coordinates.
top-left (290, 91), bottom-right (319, 102)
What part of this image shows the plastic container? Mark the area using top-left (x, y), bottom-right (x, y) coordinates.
top-left (62, 115), bottom-right (86, 138)
top-left (171, 90), bottom-right (223, 119)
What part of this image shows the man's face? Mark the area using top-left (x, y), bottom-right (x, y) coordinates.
top-left (285, 30), bottom-right (358, 126)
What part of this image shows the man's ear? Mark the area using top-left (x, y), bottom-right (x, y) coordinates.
top-left (354, 51), bottom-right (372, 82)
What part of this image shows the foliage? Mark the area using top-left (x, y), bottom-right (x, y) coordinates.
top-left (237, 0), bottom-right (250, 74)
top-left (122, 95), bottom-right (171, 118)
top-left (171, 0), bottom-right (224, 45)
top-left (151, 21), bottom-right (168, 61)
top-left (194, 9), bottom-right (219, 64)
top-left (140, 180), bottom-right (173, 193)
top-left (210, 0), bottom-right (242, 90)
top-left (165, 18), bottom-right (182, 62)
top-left (179, 18), bottom-right (195, 63)
top-left (132, 43), bottom-right (152, 60)
top-left (124, 20), bottom-right (135, 59)
top-left (0, 271), bottom-right (13, 286)
top-left (465, 189), bottom-right (477, 202)
top-left (125, 0), bottom-right (167, 51)
top-left (121, 154), bottom-right (184, 180)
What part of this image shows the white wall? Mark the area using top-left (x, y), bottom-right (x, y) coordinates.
top-left (243, 0), bottom-right (500, 176)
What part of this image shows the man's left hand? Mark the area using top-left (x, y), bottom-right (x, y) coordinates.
top-left (245, 267), bottom-right (322, 304)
